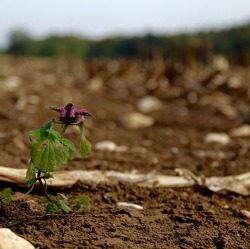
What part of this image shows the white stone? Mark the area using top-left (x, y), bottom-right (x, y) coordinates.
top-left (95, 140), bottom-right (117, 151)
top-left (94, 140), bottom-right (128, 152)
top-left (241, 210), bottom-right (250, 219)
top-left (204, 133), bottom-right (231, 145)
top-left (137, 96), bottom-right (162, 113)
top-left (199, 92), bottom-right (238, 119)
top-left (117, 202), bottom-right (143, 210)
top-left (0, 228), bottom-right (35, 249)
top-left (230, 125), bottom-right (250, 137)
top-left (88, 77), bottom-right (103, 92)
top-left (228, 76), bottom-right (242, 89)
top-left (1, 76), bottom-right (22, 92)
top-left (121, 112), bottom-right (154, 129)
top-left (212, 55), bottom-right (229, 72)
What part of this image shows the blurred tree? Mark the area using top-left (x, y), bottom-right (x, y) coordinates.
top-left (7, 30), bottom-right (32, 55)
top-left (4, 21), bottom-right (250, 65)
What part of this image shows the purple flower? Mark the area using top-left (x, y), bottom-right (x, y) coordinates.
top-left (69, 105), bottom-right (76, 118)
top-left (59, 107), bottom-right (66, 117)
top-left (47, 103), bottom-right (94, 125)
top-left (81, 109), bottom-right (87, 113)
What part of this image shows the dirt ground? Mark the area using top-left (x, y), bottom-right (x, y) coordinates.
top-left (1, 55), bottom-right (250, 248)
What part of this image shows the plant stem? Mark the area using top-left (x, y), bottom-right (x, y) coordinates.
top-left (13, 184), bottom-right (35, 200)
top-left (60, 124), bottom-right (68, 135)
top-left (37, 170), bottom-right (53, 203)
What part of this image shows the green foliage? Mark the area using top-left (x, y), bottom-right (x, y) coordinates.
top-left (6, 21), bottom-right (250, 65)
top-left (1, 188), bottom-right (13, 207)
top-left (78, 122), bottom-right (92, 157)
top-left (26, 161), bottom-right (36, 187)
top-left (57, 200), bottom-right (72, 213)
top-left (26, 119), bottom-right (76, 186)
top-left (5, 104), bottom-right (93, 215)
top-left (29, 120), bottom-right (75, 172)
top-left (60, 138), bottom-right (75, 160)
top-left (46, 203), bottom-right (58, 214)
top-left (56, 193), bottom-right (72, 213)
top-left (7, 30), bottom-right (33, 56)
top-left (73, 195), bottom-right (90, 214)
top-left (42, 193), bottom-right (90, 214)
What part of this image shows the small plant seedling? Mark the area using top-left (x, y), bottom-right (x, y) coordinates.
top-left (1, 103), bottom-right (93, 214)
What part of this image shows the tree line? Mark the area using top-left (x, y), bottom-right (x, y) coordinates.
top-left (4, 21), bottom-right (250, 65)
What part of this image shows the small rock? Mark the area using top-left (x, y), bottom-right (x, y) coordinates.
top-left (0, 228), bottom-right (35, 249)
top-left (137, 96), bottom-right (162, 113)
top-left (171, 147), bottom-right (179, 155)
top-left (0, 76), bottom-right (22, 92)
top-left (212, 55), bottom-right (229, 72)
top-left (241, 210), bottom-right (250, 219)
top-left (199, 93), bottom-right (238, 119)
top-left (204, 133), bottom-right (231, 145)
top-left (95, 141), bottom-right (117, 151)
top-left (193, 150), bottom-right (226, 159)
top-left (103, 192), bottom-right (117, 203)
top-left (117, 202), bottom-right (143, 210)
top-left (121, 112), bottom-right (154, 129)
top-left (219, 105), bottom-right (238, 119)
top-left (227, 76), bottom-right (242, 89)
top-left (230, 125), bottom-right (250, 137)
top-left (94, 140), bottom-right (128, 152)
top-left (88, 77), bottom-right (103, 92)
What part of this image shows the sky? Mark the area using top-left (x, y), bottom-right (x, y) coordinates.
top-left (1, 0), bottom-right (250, 48)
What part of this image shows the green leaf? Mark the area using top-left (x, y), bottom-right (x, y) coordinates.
top-left (57, 200), bottom-right (72, 213)
top-left (28, 120), bottom-right (75, 173)
top-left (42, 195), bottom-right (57, 204)
top-left (46, 203), bottom-right (58, 214)
top-left (80, 139), bottom-right (92, 158)
top-left (46, 129), bottom-right (61, 139)
top-left (29, 119), bottom-right (54, 140)
top-left (73, 195), bottom-right (90, 214)
top-left (31, 137), bottom-right (70, 172)
top-left (57, 193), bottom-right (68, 202)
top-left (78, 122), bottom-right (91, 157)
top-left (1, 188), bottom-right (13, 207)
top-left (26, 161), bottom-right (36, 187)
top-left (46, 140), bottom-right (66, 171)
top-left (61, 138), bottom-right (75, 160)
top-left (48, 195), bottom-right (57, 202)
top-left (41, 172), bottom-right (54, 179)
top-left (41, 196), bottom-right (50, 204)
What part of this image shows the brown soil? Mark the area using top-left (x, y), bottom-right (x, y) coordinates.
top-left (0, 56), bottom-right (250, 248)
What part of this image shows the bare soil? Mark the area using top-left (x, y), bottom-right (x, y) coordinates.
top-left (0, 56), bottom-right (250, 248)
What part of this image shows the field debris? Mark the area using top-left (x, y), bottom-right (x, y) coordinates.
top-left (137, 95), bottom-right (162, 113)
top-left (0, 76), bottom-right (23, 92)
top-left (0, 228), bottom-right (35, 249)
top-left (204, 132), bottom-right (231, 145)
top-left (94, 140), bottom-right (128, 152)
top-left (177, 168), bottom-right (250, 196)
top-left (229, 125), bottom-right (250, 137)
top-left (121, 112), bottom-right (154, 129)
top-left (1, 166), bottom-right (250, 196)
top-left (117, 202), bottom-right (143, 210)
top-left (240, 210), bottom-right (250, 219)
